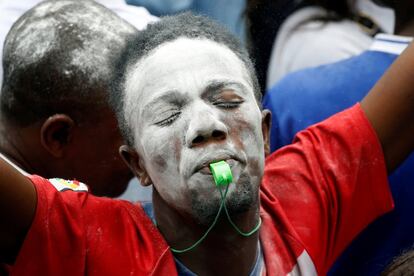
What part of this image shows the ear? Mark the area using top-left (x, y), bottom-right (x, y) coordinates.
top-left (40, 114), bottom-right (75, 158)
top-left (261, 109), bottom-right (272, 157)
top-left (119, 145), bottom-right (152, 187)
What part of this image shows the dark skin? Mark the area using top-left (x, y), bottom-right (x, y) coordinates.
top-left (2, 40), bottom-right (414, 273)
top-left (0, 106), bottom-right (133, 263)
top-left (0, 158), bottom-right (35, 263)
top-left (0, 105), bottom-right (132, 197)
top-left (364, 0), bottom-right (414, 172)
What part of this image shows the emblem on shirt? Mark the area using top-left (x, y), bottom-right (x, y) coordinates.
top-left (48, 178), bottom-right (88, 192)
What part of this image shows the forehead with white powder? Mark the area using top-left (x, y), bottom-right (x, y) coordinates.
top-left (109, 13), bottom-right (263, 150)
top-left (122, 37), bottom-right (255, 150)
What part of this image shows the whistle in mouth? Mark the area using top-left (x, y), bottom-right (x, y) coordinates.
top-left (209, 160), bottom-right (233, 187)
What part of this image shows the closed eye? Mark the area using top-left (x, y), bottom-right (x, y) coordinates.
top-left (213, 100), bottom-right (244, 109)
top-left (154, 112), bottom-right (181, 127)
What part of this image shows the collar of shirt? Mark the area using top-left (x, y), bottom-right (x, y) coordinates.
top-left (141, 202), bottom-right (264, 276)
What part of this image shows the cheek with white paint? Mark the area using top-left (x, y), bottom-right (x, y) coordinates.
top-left (126, 75), bottom-right (194, 207)
top-left (227, 102), bottom-right (265, 178)
top-left (137, 123), bottom-right (191, 209)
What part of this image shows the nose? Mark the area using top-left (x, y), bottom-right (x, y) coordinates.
top-left (186, 108), bottom-right (228, 147)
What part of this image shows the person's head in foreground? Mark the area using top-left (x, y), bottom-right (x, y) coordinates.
top-left (0, 0), bottom-right (135, 196)
top-left (111, 12), bottom-right (271, 225)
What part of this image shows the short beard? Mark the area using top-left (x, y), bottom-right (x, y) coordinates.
top-left (190, 172), bottom-right (259, 226)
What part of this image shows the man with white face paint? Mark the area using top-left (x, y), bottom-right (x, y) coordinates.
top-left (118, 38), bottom-right (266, 226)
top-left (1, 13), bottom-right (414, 276)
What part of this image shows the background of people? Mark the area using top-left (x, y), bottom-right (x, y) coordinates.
top-left (126, 0), bottom-right (246, 42)
top-left (245, 0), bottom-right (394, 93)
top-left (262, 0), bottom-right (414, 275)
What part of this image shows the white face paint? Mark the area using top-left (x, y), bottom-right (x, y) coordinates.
top-left (124, 38), bottom-right (265, 223)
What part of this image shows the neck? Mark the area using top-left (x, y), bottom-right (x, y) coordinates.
top-left (0, 121), bottom-right (43, 175)
top-left (153, 188), bottom-right (260, 276)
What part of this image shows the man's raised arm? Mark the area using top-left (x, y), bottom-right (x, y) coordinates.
top-left (0, 158), bottom-right (36, 263)
top-left (361, 42), bottom-right (414, 172)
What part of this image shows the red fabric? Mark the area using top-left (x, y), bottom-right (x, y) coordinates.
top-left (11, 177), bottom-right (177, 276)
top-left (10, 104), bottom-right (393, 276)
top-left (260, 104), bottom-right (393, 275)
top-left (0, 264), bottom-right (9, 276)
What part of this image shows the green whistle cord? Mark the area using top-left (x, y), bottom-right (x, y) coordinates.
top-left (170, 178), bottom-right (262, 254)
top-left (218, 188), bottom-right (262, 237)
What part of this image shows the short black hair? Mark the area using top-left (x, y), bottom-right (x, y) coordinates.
top-left (1, 0), bottom-right (136, 126)
top-left (111, 12), bottom-right (260, 146)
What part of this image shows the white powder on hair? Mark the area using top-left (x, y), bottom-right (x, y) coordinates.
top-left (8, 0), bottom-right (136, 83)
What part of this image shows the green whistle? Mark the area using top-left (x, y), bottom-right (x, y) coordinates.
top-left (209, 160), bottom-right (233, 187)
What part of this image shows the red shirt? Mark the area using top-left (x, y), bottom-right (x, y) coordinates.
top-left (11, 104), bottom-right (393, 275)
top-left (260, 104), bottom-right (392, 275)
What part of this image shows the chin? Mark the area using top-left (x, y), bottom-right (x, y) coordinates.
top-left (190, 172), bottom-right (259, 226)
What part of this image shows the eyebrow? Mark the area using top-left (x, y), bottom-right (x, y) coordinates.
top-left (143, 80), bottom-right (248, 114)
top-left (201, 80), bottom-right (248, 101)
top-left (143, 91), bottom-right (187, 113)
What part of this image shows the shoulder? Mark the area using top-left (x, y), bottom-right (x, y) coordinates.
top-left (28, 175), bottom-right (138, 218)
top-left (47, 178), bottom-right (89, 192)
top-left (14, 176), bottom-right (171, 275)
top-left (28, 175), bottom-right (90, 209)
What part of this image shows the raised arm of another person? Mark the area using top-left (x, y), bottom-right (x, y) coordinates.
top-left (361, 42), bottom-right (414, 172)
top-left (262, 41), bottom-right (414, 275)
top-left (0, 159), bottom-right (36, 263)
